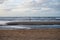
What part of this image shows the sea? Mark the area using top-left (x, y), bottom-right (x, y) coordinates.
top-left (0, 17), bottom-right (60, 30)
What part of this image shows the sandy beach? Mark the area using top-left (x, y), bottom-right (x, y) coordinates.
top-left (0, 29), bottom-right (60, 40)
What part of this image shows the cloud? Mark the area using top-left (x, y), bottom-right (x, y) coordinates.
top-left (0, 0), bottom-right (60, 17)
top-left (0, 0), bottom-right (4, 4)
top-left (11, 0), bottom-right (47, 12)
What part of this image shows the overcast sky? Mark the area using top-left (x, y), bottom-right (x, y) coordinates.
top-left (0, 0), bottom-right (60, 17)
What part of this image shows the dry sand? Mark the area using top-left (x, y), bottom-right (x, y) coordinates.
top-left (0, 29), bottom-right (60, 40)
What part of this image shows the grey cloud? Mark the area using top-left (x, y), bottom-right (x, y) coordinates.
top-left (34, 0), bottom-right (60, 11)
top-left (0, 0), bottom-right (4, 4)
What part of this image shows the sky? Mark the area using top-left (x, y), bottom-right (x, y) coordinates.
top-left (0, 0), bottom-right (60, 17)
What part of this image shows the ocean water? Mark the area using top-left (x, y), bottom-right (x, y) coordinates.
top-left (0, 17), bottom-right (60, 30)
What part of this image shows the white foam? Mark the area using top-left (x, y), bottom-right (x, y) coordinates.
top-left (9, 26), bottom-right (31, 29)
top-left (1, 25), bottom-right (31, 29)
top-left (0, 21), bottom-right (10, 25)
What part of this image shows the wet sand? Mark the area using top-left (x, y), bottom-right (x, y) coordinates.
top-left (0, 29), bottom-right (60, 40)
